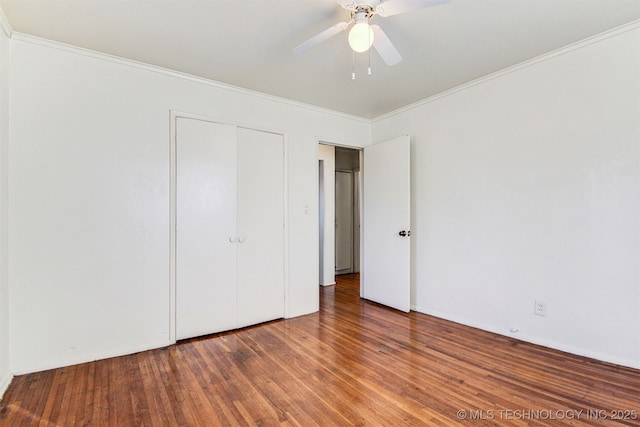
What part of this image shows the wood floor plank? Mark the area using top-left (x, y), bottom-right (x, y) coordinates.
top-left (1, 273), bottom-right (639, 425)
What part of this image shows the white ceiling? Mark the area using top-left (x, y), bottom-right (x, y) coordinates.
top-left (2, 0), bottom-right (639, 118)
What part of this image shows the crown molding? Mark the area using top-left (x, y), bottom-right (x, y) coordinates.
top-left (0, 4), bottom-right (12, 38)
top-left (373, 19), bottom-right (640, 123)
top-left (10, 32), bottom-right (371, 124)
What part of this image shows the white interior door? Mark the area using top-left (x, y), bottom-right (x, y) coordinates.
top-left (176, 118), bottom-right (238, 339)
top-left (363, 136), bottom-right (411, 312)
top-left (236, 127), bottom-right (285, 327)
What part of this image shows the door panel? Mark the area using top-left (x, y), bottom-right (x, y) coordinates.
top-left (236, 127), bottom-right (285, 327)
top-left (363, 136), bottom-right (411, 312)
top-left (176, 118), bottom-right (238, 339)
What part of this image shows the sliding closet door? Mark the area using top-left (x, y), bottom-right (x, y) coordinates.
top-left (236, 127), bottom-right (285, 327)
top-left (176, 118), bottom-right (238, 340)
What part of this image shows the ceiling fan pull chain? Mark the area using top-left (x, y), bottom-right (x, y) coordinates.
top-left (352, 50), bottom-right (356, 80)
top-left (368, 23), bottom-right (372, 75)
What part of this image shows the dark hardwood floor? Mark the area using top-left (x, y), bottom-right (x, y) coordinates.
top-left (1, 273), bottom-right (639, 426)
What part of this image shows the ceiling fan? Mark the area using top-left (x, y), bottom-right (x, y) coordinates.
top-left (293, 0), bottom-right (450, 68)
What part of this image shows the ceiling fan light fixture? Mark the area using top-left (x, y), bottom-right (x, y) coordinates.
top-left (348, 21), bottom-right (374, 53)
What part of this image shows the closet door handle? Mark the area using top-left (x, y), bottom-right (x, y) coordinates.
top-left (229, 237), bottom-right (236, 243)
top-left (238, 237), bottom-right (245, 243)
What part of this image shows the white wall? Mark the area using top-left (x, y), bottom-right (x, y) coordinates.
top-left (0, 7), bottom-right (11, 397)
top-left (318, 144), bottom-right (335, 286)
top-left (6, 18), bottom-right (638, 377)
top-left (373, 24), bottom-right (640, 368)
top-left (8, 35), bottom-right (370, 374)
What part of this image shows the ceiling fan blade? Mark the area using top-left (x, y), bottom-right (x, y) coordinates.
top-left (376, 0), bottom-right (450, 17)
top-left (293, 21), bottom-right (350, 54)
top-left (371, 25), bottom-right (402, 65)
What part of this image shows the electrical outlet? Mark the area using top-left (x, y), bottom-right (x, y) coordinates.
top-left (534, 300), bottom-right (547, 316)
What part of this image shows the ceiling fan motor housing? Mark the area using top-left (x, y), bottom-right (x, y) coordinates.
top-left (352, 10), bottom-right (372, 23)
top-left (349, 2), bottom-right (378, 21)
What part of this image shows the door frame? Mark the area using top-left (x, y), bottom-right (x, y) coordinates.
top-left (334, 168), bottom-right (354, 275)
top-left (169, 110), bottom-right (289, 343)
top-left (318, 160), bottom-right (325, 286)
top-left (317, 140), bottom-right (364, 293)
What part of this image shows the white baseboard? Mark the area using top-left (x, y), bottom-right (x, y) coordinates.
top-left (10, 340), bottom-right (173, 376)
top-left (412, 305), bottom-right (640, 370)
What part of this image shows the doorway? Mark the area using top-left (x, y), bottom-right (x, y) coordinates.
top-left (318, 143), bottom-right (362, 287)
